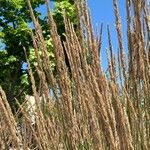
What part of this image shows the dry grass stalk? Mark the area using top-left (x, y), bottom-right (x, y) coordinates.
top-left (0, 0), bottom-right (150, 149)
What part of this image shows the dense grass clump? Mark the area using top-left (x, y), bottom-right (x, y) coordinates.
top-left (0, 0), bottom-right (150, 149)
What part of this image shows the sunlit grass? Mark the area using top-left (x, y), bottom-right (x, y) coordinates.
top-left (0, 0), bottom-right (150, 149)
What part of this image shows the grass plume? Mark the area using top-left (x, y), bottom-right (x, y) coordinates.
top-left (0, 0), bottom-right (150, 149)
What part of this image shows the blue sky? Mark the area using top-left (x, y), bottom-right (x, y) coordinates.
top-left (29, 0), bottom-right (128, 71)
top-left (88, 0), bottom-right (127, 70)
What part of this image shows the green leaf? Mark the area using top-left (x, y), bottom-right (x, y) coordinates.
top-left (20, 73), bottom-right (29, 85)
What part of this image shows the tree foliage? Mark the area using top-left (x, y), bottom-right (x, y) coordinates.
top-left (0, 0), bottom-right (77, 111)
